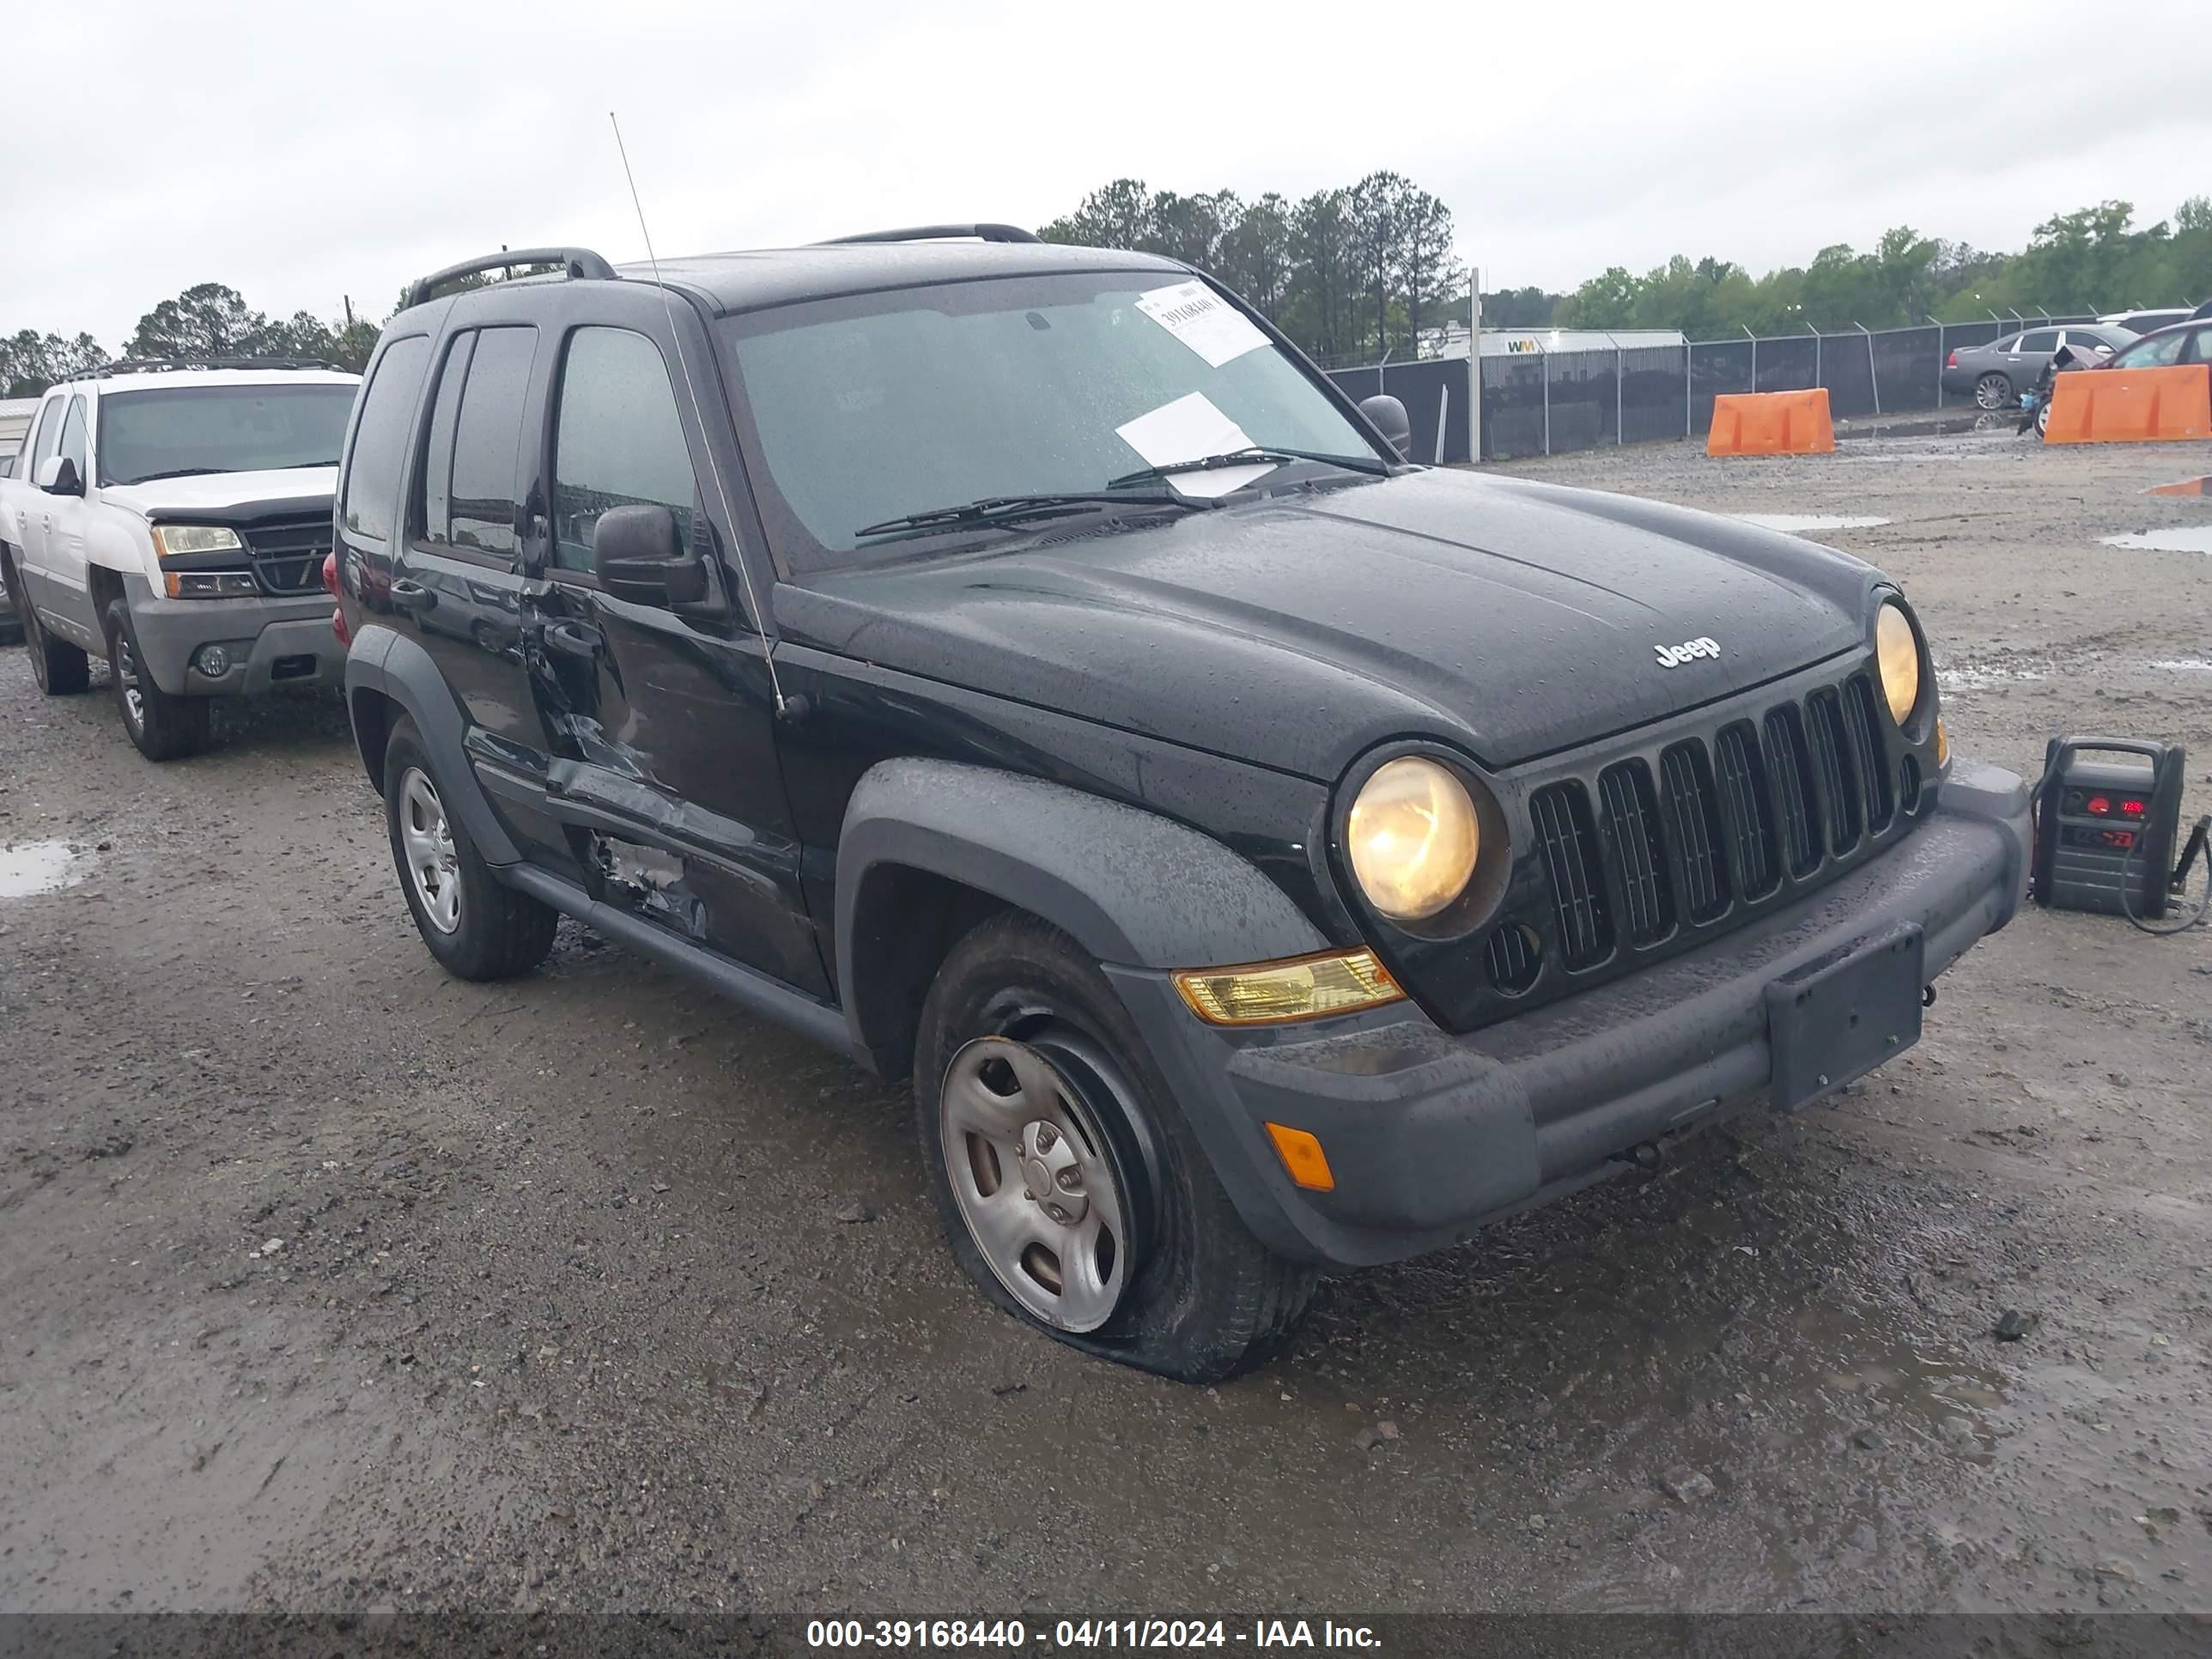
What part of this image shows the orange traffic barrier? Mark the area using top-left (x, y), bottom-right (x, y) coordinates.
top-left (1707, 389), bottom-right (1835, 457)
top-left (2044, 363), bottom-right (2212, 445)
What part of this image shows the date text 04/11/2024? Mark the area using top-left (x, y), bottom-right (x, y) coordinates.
top-left (804, 1620), bottom-right (1382, 1650)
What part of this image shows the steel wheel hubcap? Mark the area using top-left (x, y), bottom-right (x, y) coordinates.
top-left (399, 766), bottom-right (462, 933)
top-left (940, 1035), bottom-right (1128, 1332)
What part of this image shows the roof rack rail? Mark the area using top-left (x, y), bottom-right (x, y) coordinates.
top-left (402, 246), bottom-right (618, 312)
top-left (819, 223), bottom-right (1042, 246)
top-left (94, 356), bottom-right (346, 377)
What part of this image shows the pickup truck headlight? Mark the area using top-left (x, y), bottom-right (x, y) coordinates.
top-left (1875, 599), bottom-right (1923, 726)
top-left (1346, 757), bottom-right (1480, 921)
top-left (150, 525), bottom-right (245, 559)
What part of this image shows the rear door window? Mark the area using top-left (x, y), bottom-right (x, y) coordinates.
top-left (342, 335), bottom-right (432, 543)
top-left (445, 327), bottom-right (537, 562)
top-left (2017, 330), bottom-right (2061, 352)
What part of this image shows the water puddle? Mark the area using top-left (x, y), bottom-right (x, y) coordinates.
top-left (2100, 526), bottom-right (2212, 554)
top-left (0, 840), bottom-right (95, 898)
top-left (2146, 476), bottom-right (2209, 497)
top-left (1730, 514), bottom-right (1893, 532)
top-left (1938, 665), bottom-right (2048, 691)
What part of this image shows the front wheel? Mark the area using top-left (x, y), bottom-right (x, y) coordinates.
top-left (382, 717), bottom-right (558, 981)
top-left (104, 599), bottom-right (210, 761)
top-left (2036, 398), bottom-right (2052, 438)
top-left (915, 912), bottom-right (1316, 1382)
top-left (1973, 371), bottom-right (2014, 410)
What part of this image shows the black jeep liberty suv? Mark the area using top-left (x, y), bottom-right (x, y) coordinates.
top-left (332, 228), bottom-right (2031, 1382)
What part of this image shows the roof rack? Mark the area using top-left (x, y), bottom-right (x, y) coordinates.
top-left (94, 356), bottom-right (346, 377)
top-left (402, 246), bottom-right (618, 313)
top-left (819, 223), bottom-right (1042, 246)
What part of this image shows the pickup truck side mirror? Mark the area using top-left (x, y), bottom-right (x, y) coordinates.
top-left (35, 454), bottom-right (84, 498)
top-left (1358, 394), bottom-right (1413, 460)
top-left (592, 503), bottom-right (709, 607)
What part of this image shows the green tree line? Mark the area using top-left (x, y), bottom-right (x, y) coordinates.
top-left (3, 283), bottom-right (379, 397)
top-left (1038, 173), bottom-right (1467, 365)
top-left (1552, 198), bottom-right (2212, 336)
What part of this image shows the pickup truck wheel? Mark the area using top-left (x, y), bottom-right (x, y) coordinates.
top-left (915, 913), bottom-right (1316, 1382)
top-left (103, 599), bottom-right (210, 760)
top-left (12, 561), bottom-right (90, 696)
top-left (382, 718), bottom-right (557, 981)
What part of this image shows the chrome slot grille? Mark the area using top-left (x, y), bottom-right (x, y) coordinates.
top-left (242, 518), bottom-right (332, 595)
top-left (1762, 704), bottom-right (1823, 877)
top-left (1658, 740), bottom-right (1731, 922)
top-left (1595, 760), bottom-right (1673, 945)
top-left (1713, 720), bottom-right (1780, 900)
top-left (1528, 782), bottom-right (1612, 969)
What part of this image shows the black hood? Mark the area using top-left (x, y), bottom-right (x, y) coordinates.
top-left (779, 469), bottom-right (1885, 782)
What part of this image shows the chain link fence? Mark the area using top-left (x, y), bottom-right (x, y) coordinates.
top-left (1325, 313), bottom-right (2106, 463)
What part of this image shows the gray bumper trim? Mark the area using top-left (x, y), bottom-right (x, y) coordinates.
top-left (125, 574), bottom-right (339, 696)
top-left (1109, 761), bottom-right (2031, 1268)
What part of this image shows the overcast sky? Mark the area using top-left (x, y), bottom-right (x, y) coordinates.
top-left (6, 0), bottom-right (2208, 347)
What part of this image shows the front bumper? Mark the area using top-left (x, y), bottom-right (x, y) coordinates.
top-left (126, 578), bottom-right (341, 697)
top-left (1107, 759), bottom-right (2031, 1268)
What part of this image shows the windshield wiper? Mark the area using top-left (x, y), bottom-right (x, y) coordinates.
top-left (1105, 446), bottom-right (1390, 490)
top-left (279, 459), bottom-right (342, 469)
top-left (120, 467), bottom-right (228, 483)
top-left (854, 490), bottom-right (1200, 541)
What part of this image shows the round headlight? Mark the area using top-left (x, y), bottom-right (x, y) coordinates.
top-left (1875, 600), bottom-right (1922, 726)
top-left (1346, 757), bottom-right (1480, 922)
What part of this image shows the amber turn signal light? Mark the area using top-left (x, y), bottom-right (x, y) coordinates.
top-left (1934, 717), bottom-right (1949, 768)
top-left (1265, 1122), bottom-right (1335, 1192)
top-left (1173, 949), bottom-right (1402, 1026)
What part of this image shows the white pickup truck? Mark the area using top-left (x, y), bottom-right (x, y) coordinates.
top-left (0, 359), bottom-right (361, 759)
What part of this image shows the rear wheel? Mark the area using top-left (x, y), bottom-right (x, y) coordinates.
top-left (8, 552), bottom-right (89, 696)
top-left (915, 912), bottom-right (1316, 1382)
top-left (104, 599), bottom-right (210, 761)
top-left (1973, 372), bottom-right (2013, 410)
top-left (382, 717), bottom-right (557, 981)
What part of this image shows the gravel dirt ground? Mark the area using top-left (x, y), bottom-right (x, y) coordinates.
top-left (3, 427), bottom-right (2209, 1624)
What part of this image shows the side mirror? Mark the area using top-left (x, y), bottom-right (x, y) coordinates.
top-left (36, 454), bottom-right (83, 497)
top-left (1359, 394), bottom-right (1413, 460)
top-left (592, 504), bottom-right (709, 607)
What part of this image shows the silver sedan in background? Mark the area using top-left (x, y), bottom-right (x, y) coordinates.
top-left (1942, 324), bottom-right (2136, 408)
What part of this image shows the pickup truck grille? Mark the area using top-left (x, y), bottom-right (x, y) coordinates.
top-left (1517, 668), bottom-right (1911, 984)
top-left (242, 518), bottom-right (332, 596)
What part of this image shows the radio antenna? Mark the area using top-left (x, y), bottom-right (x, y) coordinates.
top-left (609, 111), bottom-right (788, 716)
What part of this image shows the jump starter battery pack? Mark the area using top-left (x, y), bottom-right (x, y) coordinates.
top-left (2031, 738), bottom-right (2187, 919)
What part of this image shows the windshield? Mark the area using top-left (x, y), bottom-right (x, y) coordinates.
top-left (97, 383), bottom-right (358, 486)
top-left (720, 270), bottom-right (1381, 567)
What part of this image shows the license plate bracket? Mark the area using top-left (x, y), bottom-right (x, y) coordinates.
top-left (1765, 923), bottom-right (1925, 1114)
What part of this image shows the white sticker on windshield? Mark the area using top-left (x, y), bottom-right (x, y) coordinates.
top-left (1113, 392), bottom-right (1273, 498)
top-left (1136, 281), bottom-right (1269, 368)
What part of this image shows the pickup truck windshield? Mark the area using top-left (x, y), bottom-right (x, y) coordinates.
top-left (721, 270), bottom-right (1382, 567)
top-left (98, 384), bottom-right (358, 486)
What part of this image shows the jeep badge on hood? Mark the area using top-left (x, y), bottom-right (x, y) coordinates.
top-left (1655, 635), bottom-right (1721, 668)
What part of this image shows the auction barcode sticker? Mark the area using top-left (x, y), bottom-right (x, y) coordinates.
top-left (1135, 281), bottom-right (1268, 368)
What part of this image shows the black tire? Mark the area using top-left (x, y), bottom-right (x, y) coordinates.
top-left (2036, 399), bottom-right (2052, 439)
top-left (6, 550), bottom-right (90, 696)
top-left (383, 716), bottom-right (558, 981)
top-left (103, 599), bottom-right (210, 761)
top-left (1973, 371), bottom-right (2013, 410)
top-left (915, 911), bottom-right (1316, 1382)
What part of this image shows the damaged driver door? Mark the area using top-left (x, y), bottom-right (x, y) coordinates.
top-left (525, 313), bottom-right (830, 1000)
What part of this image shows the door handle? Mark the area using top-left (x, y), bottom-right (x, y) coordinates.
top-left (540, 620), bottom-right (603, 662)
top-left (390, 579), bottom-right (436, 613)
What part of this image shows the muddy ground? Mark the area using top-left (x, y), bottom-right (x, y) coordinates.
top-left (3, 428), bottom-right (2209, 1623)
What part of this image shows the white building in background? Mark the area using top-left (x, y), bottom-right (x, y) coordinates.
top-left (1419, 322), bottom-right (1687, 358)
top-left (0, 398), bottom-right (39, 471)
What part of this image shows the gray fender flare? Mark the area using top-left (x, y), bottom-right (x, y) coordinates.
top-left (834, 758), bottom-right (1326, 1053)
top-left (343, 622), bottom-right (521, 866)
